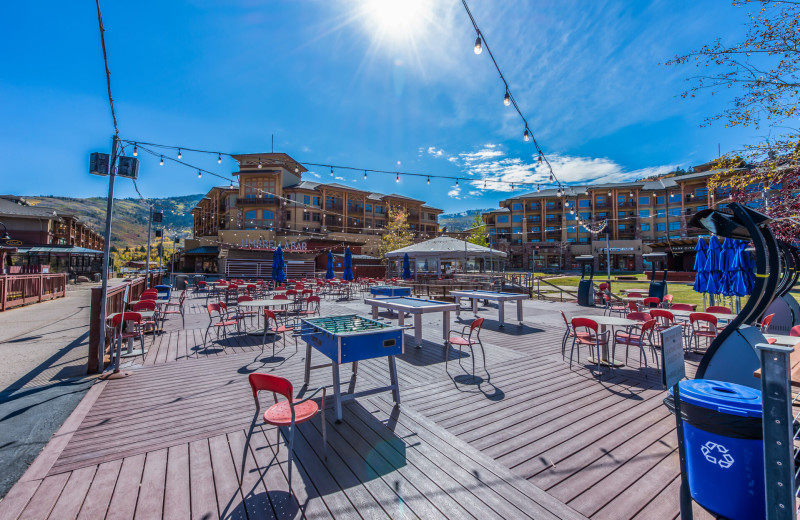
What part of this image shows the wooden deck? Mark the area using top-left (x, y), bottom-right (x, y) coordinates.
top-left (0, 290), bottom-right (717, 519)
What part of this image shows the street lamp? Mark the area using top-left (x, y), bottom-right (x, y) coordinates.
top-left (0, 222), bottom-right (10, 240)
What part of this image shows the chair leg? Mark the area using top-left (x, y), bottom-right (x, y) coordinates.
top-left (288, 425), bottom-right (295, 493)
top-left (569, 337), bottom-right (578, 368)
top-left (561, 330), bottom-right (569, 360)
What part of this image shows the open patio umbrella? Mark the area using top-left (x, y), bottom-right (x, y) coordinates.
top-left (704, 236), bottom-right (723, 296)
top-left (325, 251), bottom-right (335, 279)
top-left (693, 238), bottom-right (709, 294)
top-left (342, 247), bottom-right (354, 281)
top-left (272, 246), bottom-right (286, 284)
top-left (402, 253), bottom-right (411, 280)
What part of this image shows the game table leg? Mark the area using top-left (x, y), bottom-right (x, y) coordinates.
top-left (442, 311), bottom-right (450, 343)
top-left (413, 314), bottom-right (423, 348)
top-left (332, 361), bottom-right (342, 423)
top-left (516, 299), bottom-right (523, 322)
top-left (304, 344), bottom-right (312, 385)
top-left (455, 297), bottom-right (460, 316)
top-left (371, 305), bottom-right (378, 320)
top-left (472, 298), bottom-right (478, 315)
top-left (398, 312), bottom-right (405, 327)
top-left (388, 355), bottom-right (400, 404)
top-left (498, 301), bottom-right (505, 327)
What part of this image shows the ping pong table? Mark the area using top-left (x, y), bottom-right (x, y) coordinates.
top-left (450, 290), bottom-right (529, 327)
top-left (364, 296), bottom-right (459, 347)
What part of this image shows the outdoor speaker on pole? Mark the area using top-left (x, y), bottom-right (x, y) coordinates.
top-left (89, 152), bottom-right (111, 176)
top-left (117, 156), bottom-right (139, 179)
top-left (153, 212), bottom-right (163, 223)
top-left (155, 229), bottom-right (163, 238)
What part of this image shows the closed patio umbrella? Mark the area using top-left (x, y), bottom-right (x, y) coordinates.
top-left (272, 246), bottom-right (286, 284)
top-left (325, 251), bottom-right (335, 280)
top-left (342, 247), bottom-right (354, 281)
top-left (720, 238), bottom-right (737, 297)
top-left (704, 236), bottom-right (723, 295)
top-left (402, 253), bottom-right (411, 280)
top-left (693, 238), bottom-right (709, 294)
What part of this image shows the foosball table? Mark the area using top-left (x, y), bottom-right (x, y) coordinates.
top-left (296, 315), bottom-right (405, 422)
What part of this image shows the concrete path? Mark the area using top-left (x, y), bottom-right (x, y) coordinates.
top-left (0, 285), bottom-right (96, 498)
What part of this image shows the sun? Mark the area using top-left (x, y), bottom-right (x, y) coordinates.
top-left (361, 0), bottom-right (432, 41)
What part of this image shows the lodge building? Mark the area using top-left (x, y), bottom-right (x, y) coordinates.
top-left (482, 164), bottom-right (736, 272)
top-left (186, 153), bottom-right (442, 276)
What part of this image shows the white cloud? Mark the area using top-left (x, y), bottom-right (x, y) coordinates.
top-left (335, 176), bottom-right (345, 181)
top-left (308, 172), bottom-right (321, 179)
top-left (447, 186), bottom-right (461, 199)
top-left (427, 146), bottom-right (446, 157)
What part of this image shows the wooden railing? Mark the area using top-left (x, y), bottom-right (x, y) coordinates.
top-left (0, 273), bottom-right (68, 311)
top-left (88, 273), bottom-right (162, 373)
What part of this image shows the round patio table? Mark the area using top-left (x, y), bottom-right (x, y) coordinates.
top-left (571, 315), bottom-right (638, 367)
top-left (238, 299), bottom-right (293, 335)
top-left (669, 310), bottom-right (735, 323)
top-left (763, 334), bottom-right (800, 346)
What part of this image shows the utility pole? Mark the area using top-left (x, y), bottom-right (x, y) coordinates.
top-left (145, 205), bottom-right (153, 288)
top-left (98, 135), bottom-right (119, 373)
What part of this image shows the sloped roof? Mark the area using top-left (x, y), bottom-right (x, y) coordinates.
top-left (0, 198), bottom-right (60, 219)
top-left (384, 236), bottom-right (506, 258)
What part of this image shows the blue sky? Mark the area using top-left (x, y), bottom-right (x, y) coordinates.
top-left (0, 0), bottom-right (758, 213)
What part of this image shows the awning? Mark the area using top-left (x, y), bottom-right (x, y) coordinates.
top-left (184, 246), bottom-right (220, 255)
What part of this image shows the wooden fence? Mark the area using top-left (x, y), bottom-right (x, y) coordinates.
top-left (88, 273), bottom-right (162, 373)
top-left (0, 273), bottom-right (68, 311)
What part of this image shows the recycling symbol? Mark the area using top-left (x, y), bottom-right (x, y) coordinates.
top-left (700, 441), bottom-right (734, 469)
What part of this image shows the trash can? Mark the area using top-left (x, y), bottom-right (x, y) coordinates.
top-left (155, 284), bottom-right (172, 300)
top-left (666, 379), bottom-right (764, 520)
top-left (176, 275), bottom-right (188, 290)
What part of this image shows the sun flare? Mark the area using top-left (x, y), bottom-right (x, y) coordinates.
top-left (362, 0), bottom-right (431, 41)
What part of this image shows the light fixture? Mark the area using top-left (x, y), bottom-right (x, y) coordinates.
top-left (549, 173), bottom-right (554, 182)
top-left (159, 156), bottom-right (164, 166)
top-left (295, 165), bottom-right (299, 173)
top-left (197, 170), bottom-right (202, 179)
top-left (629, 191), bottom-right (634, 197)
top-left (396, 173), bottom-right (400, 183)
top-left (570, 209), bottom-right (574, 214)
top-left (536, 185), bottom-right (540, 192)
top-left (331, 166), bottom-right (334, 177)
top-left (474, 34), bottom-right (482, 54)
top-left (523, 128), bottom-right (530, 142)
top-left (608, 190), bottom-right (612, 196)
top-left (133, 143), bottom-right (138, 156)
top-left (510, 182), bottom-right (514, 190)
top-left (538, 151), bottom-right (543, 164)
top-left (456, 178), bottom-right (459, 187)
top-left (364, 170), bottom-right (367, 180)
top-left (218, 153), bottom-right (222, 164)
top-left (427, 176), bottom-right (431, 185)
top-left (258, 159), bottom-right (262, 168)
top-left (503, 89), bottom-right (510, 106)
top-left (484, 180), bottom-right (487, 188)
top-left (178, 148), bottom-right (182, 159)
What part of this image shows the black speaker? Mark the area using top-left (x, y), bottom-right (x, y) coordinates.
top-left (117, 156), bottom-right (139, 179)
top-left (155, 229), bottom-right (163, 238)
top-left (153, 212), bottom-right (163, 223)
top-left (89, 152), bottom-right (110, 176)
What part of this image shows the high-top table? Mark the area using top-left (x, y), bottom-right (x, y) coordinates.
top-left (238, 298), bottom-right (293, 335)
top-left (365, 296), bottom-right (458, 347)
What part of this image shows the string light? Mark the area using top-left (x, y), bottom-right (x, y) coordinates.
top-left (523, 128), bottom-right (530, 142)
top-left (474, 34), bottom-right (482, 54)
top-left (428, 176), bottom-right (431, 185)
top-left (133, 143), bottom-right (138, 156)
top-left (217, 153), bottom-right (222, 164)
top-left (364, 170), bottom-right (367, 180)
top-left (331, 166), bottom-right (334, 177)
top-left (197, 169), bottom-right (202, 179)
top-left (396, 172), bottom-right (400, 183)
top-left (178, 148), bottom-right (182, 159)
top-left (159, 155), bottom-right (164, 166)
top-left (258, 159), bottom-right (262, 168)
top-left (456, 178), bottom-right (459, 187)
top-left (537, 185), bottom-right (540, 192)
top-left (538, 151), bottom-right (543, 164)
top-left (503, 89), bottom-right (510, 106)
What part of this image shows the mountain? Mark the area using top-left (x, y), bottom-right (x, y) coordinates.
top-left (23, 194), bottom-right (203, 249)
top-left (438, 208), bottom-right (493, 231)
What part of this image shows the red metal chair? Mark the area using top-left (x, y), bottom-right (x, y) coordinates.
top-left (262, 309), bottom-right (297, 355)
top-left (689, 312), bottom-right (718, 352)
top-left (626, 301), bottom-right (639, 314)
top-left (627, 292), bottom-right (643, 298)
top-left (131, 300), bottom-right (158, 334)
top-left (649, 308), bottom-right (676, 332)
top-left (204, 303), bottom-right (237, 346)
top-left (219, 301), bottom-right (248, 333)
top-left (247, 373), bottom-right (326, 492)
top-left (626, 311), bottom-right (650, 323)
top-left (560, 311), bottom-right (591, 360)
top-left (446, 318), bottom-right (486, 378)
top-left (299, 296), bottom-right (321, 318)
top-left (670, 303), bottom-right (694, 312)
top-left (236, 295), bottom-right (258, 328)
top-left (759, 313), bottom-right (778, 343)
top-left (569, 317), bottom-right (609, 374)
top-left (162, 290), bottom-right (186, 329)
top-left (272, 293), bottom-right (290, 318)
top-left (642, 297), bottom-right (661, 309)
top-left (110, 312), bottom-right (145, 356)
top-left (141, 289), bottom-right (158, 301)
top-left (661, 294), bottom-right (674, 308)
top-left (706, 305), bottom-right (732, 314)
top-left (612, 319), bottom-right (658, 376)
top-left (602, 294), bottom-right (626, 317)
top-left (791, 325), bottom-right (800, 337)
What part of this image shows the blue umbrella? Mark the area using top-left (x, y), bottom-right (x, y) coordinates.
top-left (342, 247), bottom-right (354, 281)
top-left (693, 238), bottom-right (708, 272)
top-left (705, 236), bottom-right (723, 295)
top-left (719, 238), bottom-right (737, 297)
top-left (272, 246), bottom-right (286, 284)
top-left (402, 253), bottom-right (411, 279)
top-left (325, 251), bottom-right (335, 280)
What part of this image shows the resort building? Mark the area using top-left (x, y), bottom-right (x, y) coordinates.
top-left (482, 164), bottom-right (732, 272)
top-left (0, 195), bottom-right (105, 276)
top-left (186, 153), bottom-right (442, 275)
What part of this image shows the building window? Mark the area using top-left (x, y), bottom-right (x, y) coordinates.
top-left (546, 201), bottom-right (556, 209)
top-left (546, 226), bottom-right (555, 231)
top-left (529, 202), bottom-right (540, 210)
top-left (512, 227), bottom-right (522, 234)
top-left (695, 188), bottom-right (708, 200)
top-left (669, 222), bottom-right (681, 230)
top-left (244, 210), bottom-right (257, 219)
top-left (313, 196), bottom-right (321, 206)
top-left (303, 212), bottom-right (311, 221)
top-left (579, 199), bottom-right (591, 208)
top-left (696, 205), bottom-right (708, 212)
top-left (365, 203), bottom-right (372, 212)
top-left (565, 212), bottom-right (576, 221)
top-left (669, 193), bottom-right (681, 203)
top-left (596, 196), bottom-right (605, 205)
top-left (567, 226), bottom-right (576, 233)
top-left (498, 215), bottom-right (509, 223)
top-left (304, 195), bottom-right (310, 204)
top-left (579, 237), bottom-right (589, 243)
top-left (312, 212), bottom-right (321, 222)
top-left (547, 214), bottom-right (557, 221)
top-left (638, 196), bottom-right (650, 205)
top-left (617, 196), bottom-right (626, 205)
top-left (655, 209), bottom-right (665, 218)
top-left (285, 211), bottom-right (291, 220)
top-left (669, 207), bottom-right (682, 217)
top-left (263, 210), bottom-right (274, 219)
top-left (655, 196), bottom-right (665, 205)
top-left (567, 237), bottom-right (576, 242)
top-left (512, 215), bottom-right (523, 223)
top-left (618, 224), bottom-right (626, 230)
top-left (512, 203), bottom-right (523, 211)
top-left (530, 226), bottom-right (540, 232)
top-left (580, 212), bottom-right (591, 220)
top-left (530, 238), bottom-right (540, 242)
top-left (547, 238), bottom-right (556, 242)
top-left (656, 222), bottom-right (666, 231)
top-left (489, 229), bottom-right (496, 235)
top-left (597, 212), bottom-right (607, 218)
top-left (639, 209), bottom-right (650, 218)
top-left (641, 223), bottom-right (651, 231)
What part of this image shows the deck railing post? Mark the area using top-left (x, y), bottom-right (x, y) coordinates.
top-left (755, 343), bottom-right (796, 520)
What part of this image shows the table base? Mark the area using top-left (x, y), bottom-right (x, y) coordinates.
top-left (586, 356), bottom-right (624, 367)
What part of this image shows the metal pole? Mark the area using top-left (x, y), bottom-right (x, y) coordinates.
top-left (606, 233), bottom-right (612, 286)
top-left (158, 231), bottom-right (163, 274)
top-left (99, 135), bottom-right (119, 373)
top-left (145, 205), bottom-right (152, 288)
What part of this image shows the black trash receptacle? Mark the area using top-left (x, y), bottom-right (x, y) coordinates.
top-left (665, 379), bottom-right (764, 520)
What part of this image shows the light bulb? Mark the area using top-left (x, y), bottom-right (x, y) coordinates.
top-left (218, 154), bottom-right (222, 164)
top-left (295, 166), bottom-right (299, 173)
top-left (536, 185), bottom-right (540, 192)
top-left (197, 170), bottom-right (202, 179)
top-left (510, 183), bottom-right (514, 190)
top-left (258, 159), bottom-right (262, 168)
top-left (178, 149), bottom-right (182, 159)
top-left (396, 173), bottom-right (400, 183)
top-left (523, 128), bottom-right (530, 142)
top-left (133, 144), bottom-right (138, 156)
top-left (549, 173), bottom-right (554, 182)
top-left (456, 178), bottom-right (459, 187)
top-left (484, 180), bottom-right (487, 188)
top-left (503, 90), bottom-right (510, 106)
top-left (427, 176), bottom-right (430, 185)
top-left (159, 156), bottom-right (164, 166)
top-left (330, 167), bottom-right (334, 177)
top-left (364, 170), bottom-right (367, 180)
top-left (538, 152), bottom-right (543, 164)
top-left (474, 35), bottom-right (482, 54)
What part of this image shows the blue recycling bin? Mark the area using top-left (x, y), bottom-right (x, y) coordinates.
top-left (671, 380), bottom-right (764, 520)
top-left (155, 284), bottom-right (172, 300)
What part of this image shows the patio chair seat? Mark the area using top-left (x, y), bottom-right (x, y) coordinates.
top-left (574, 335), bottom-right (606, 345)
top-left (213, 320), bottom-right (237, 327)
top-left (693, 330), bottom-right (717, 338)
top-left (613, 332), bottom-right (644, 345)
top-left (270, 325), bottom-right (294, 334)
top-left (448, 336), bottom-right (477, 346)
top-left (263, 399), bottom-right (319, 426)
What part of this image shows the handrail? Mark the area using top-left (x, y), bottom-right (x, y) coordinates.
top-left (0, 273), bottom-right (67, 311)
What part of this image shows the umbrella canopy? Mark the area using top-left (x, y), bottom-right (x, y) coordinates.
top-left (732, 240), bottom-right (755, 296)
top-left (704, 237), bottom-right (723, 295)
top-left (272, 246), bottom-right (286, 284)
top-left (693, 238), bottom-right (708, 272)
top-left (719, 238), bottom-right (738, 297)
top-left (693, 270), bottom-right (709, 293)
top-left (402, 253), bottom-right (411, 279)
top-left (342, 247), bottom-right (354, 281)
top-left (325, 251), bottom-right (335, 279)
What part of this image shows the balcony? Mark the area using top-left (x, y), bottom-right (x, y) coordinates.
top-left (236, 197), bottom-right (278, 206)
